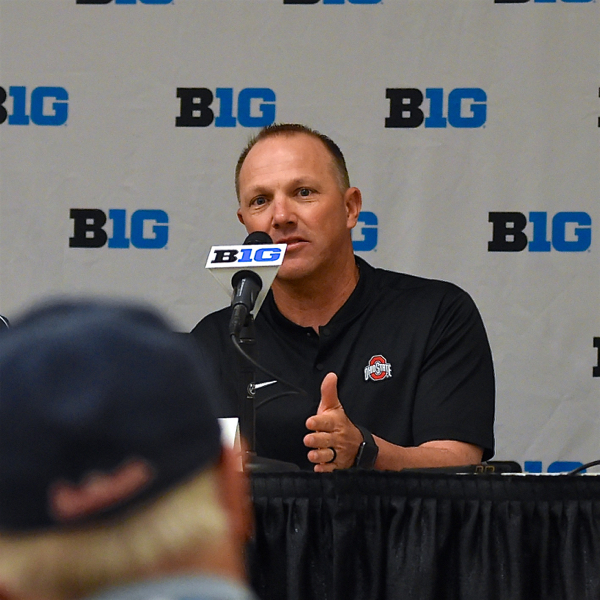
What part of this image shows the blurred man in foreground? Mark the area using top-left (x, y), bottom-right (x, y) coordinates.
top-left (0, 299), bottom-right (255, 600)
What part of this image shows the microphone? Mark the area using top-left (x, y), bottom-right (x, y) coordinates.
top-left (0, 315), bottom-right (9, 331)
top-left (205, 231), bottom-right (286, 337)
top-left (204, 232), bottom-right (303, 472)
top-left (229, 231), bottom-right (272, 338)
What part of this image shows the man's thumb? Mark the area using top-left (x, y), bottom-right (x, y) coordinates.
top-left (317, 372), bottom-right (341, 414)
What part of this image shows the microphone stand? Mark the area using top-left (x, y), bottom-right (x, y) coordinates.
top-left (237, 315), bottom-right (257, 454)
top-left (235, 313), bottom-right (299, 473)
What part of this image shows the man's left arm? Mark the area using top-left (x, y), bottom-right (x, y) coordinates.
top-left (304, 373), bottom-right (483, 473)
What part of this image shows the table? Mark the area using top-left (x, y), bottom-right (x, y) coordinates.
top-left (248, 470), bottom-right (600, 600)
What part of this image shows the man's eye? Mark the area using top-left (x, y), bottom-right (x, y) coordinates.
top-left (299, 188), bottom-right (311, 197)
top-left (252, 197), bottom-right (267, 207)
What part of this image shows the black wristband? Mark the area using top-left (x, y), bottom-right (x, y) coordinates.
top-left (353, 425), bottom-right (379, 469)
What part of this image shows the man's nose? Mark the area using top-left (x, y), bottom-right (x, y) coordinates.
top-left (272, 195), bottom-right (296, 228)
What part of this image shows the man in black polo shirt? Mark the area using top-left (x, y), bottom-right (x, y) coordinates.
top-left (192, 123), bottom-right (495, 472)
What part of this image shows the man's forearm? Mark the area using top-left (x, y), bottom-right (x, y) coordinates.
top-left (373, 438), bottom-right (483, 471)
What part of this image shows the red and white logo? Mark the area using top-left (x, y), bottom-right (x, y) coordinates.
top-left (364, 355), bottom-right (392, 382)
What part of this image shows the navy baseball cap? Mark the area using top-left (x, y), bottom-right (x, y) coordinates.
top-left (0, 299), bottom-right (223, 532)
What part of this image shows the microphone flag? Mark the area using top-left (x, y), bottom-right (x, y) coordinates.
top-left (205, 234), bottom-right (286, 317)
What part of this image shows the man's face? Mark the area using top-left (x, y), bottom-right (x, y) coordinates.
top-left (237, 133), bottom-right (361, 283)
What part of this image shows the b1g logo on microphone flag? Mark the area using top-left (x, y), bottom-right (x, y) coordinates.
top-left (206, 243), bottom-right (287, 316)
top-left (364, 355), bottom-right (392, 382)
top-left (206, 245), bottom-right (286, 267)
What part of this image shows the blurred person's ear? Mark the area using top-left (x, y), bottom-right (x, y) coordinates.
top-left (0, 586), bottom-right (12, 600)
top-left (0, 585), bottom-right (47, 600)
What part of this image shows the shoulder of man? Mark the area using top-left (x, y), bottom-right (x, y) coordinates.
top-left (190, 305), bottom-right (231, 338)
top-left (363, 258), bottom-right (470, 302)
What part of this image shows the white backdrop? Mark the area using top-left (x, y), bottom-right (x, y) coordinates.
top-left (0, 0), bottom-right (598, 473)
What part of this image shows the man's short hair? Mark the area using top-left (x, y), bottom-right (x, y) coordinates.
top-left (0, 467), bottom-right (228, 599)
top-left (235, 123), bottom-right (351, 200)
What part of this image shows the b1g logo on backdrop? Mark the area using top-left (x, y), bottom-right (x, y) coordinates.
top-left (176, 88), bottom-right (276, 128)
top-left (0, 86), bottom-right (68, 126)
top-left (488, 211), bottom-right (592, 252)
top-left (524, 461), bottom-right (587, 474)
top-left (352, 211), bottom-right (378, 252)
top-left (70, 209), bottom-right (169, 249)
top-left (385, 88), bottom-right (487, 129)
top-left (76, 0), bottom-right (173, 4)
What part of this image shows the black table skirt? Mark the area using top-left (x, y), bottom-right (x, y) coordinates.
top-left (247, 471), bottom-right (600, 600)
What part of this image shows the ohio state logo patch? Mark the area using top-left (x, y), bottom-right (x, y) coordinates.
top-left (364, 355), bottom-right (392, 382)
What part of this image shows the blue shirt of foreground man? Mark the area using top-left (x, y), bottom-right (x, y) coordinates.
top-left (192, 123), bottom-right (495, 472)
top-left (0, 299), bottom-right (256, 600)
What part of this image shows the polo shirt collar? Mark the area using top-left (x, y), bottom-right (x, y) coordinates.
top-left (261, 256), bottom-right (375, 336)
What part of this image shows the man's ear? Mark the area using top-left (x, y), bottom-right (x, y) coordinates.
top-left (237, 207), bottom-right (245, 226)
top-left (215, 446), bottom-right (253, 544)
top-left (344, 187), bottom-right (362, 229)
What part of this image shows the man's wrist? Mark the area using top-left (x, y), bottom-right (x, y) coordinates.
top-left (353, 425), bottom-right (379, 469)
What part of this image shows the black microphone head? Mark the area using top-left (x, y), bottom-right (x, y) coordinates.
top-left (231, 269), bottom-right (262, 289)
top-left (244, 231), bottom-right (272, 245)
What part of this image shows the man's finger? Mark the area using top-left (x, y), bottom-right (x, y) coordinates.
top-left (317, 372), bottom-right (341, 414)
top-left (303, 432), bottom-right (332, 448)
top-left (305, 415), bottom-right (335, 433)
top-left (307, 447), bottom-right (336, 465)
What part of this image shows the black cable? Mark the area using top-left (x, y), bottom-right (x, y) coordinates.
top-left (229, 333), bottom-right (308, 404)
top-left (568, 460), bottom-right (600, 475)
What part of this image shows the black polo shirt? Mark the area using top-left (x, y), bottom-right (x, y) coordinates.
top-left (191, 257), bottom-right (495, 470)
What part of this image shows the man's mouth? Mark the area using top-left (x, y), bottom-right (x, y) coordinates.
top-left (277, 237), bottom-right (307, 251)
